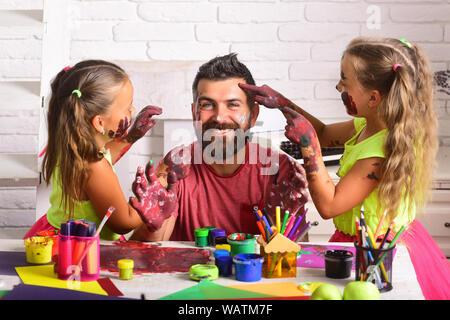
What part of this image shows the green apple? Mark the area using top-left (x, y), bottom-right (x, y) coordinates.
top-left (343, 281), bottom-right (380, 300)
top-left (310, 283), bottom-right (343, 300)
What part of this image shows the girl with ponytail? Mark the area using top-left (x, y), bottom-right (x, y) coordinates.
top-left (25, 60), bottom-right (166, 240)
top-left (241, 37), bottom-right (449, 299)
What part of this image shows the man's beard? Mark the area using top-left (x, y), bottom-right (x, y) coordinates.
top-left (197, 120), bottom-right (251, 163)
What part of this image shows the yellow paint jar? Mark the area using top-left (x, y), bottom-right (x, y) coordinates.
top-left (24, 236), bottom-right (53, 264)
top-left (117, 259), bottom-right (134, 280)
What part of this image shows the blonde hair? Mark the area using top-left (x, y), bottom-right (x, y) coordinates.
top-left (43, 60), bottom-right (129, 218)
top-left (345, 37), bottom-right (438, 222)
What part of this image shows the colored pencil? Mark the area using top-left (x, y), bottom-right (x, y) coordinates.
top-left (275, 206), bottom-right (281, 233)
top-left (293, 221), bottom-right (311, 242)
top-left (280, 210), bottom-right (289, 234)
top-left (283, 215), bottom-right (296, 237)
top-left (287, 215), bottom-right (303, 239)
top-left (366, 225), bottom-right (406, 282)
top-left (366, 225), bottom-right (389, 283)
top-left (256, 221), bottom-right (266, 241)
top-left (374, 210), bottom-right (387, 240)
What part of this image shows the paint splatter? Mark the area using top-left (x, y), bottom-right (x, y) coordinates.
top-left (99, 241), bottom-right (210, 273)
top-left (341, 92), bottom-right (357, 115)
top-left (129, 162), bottom-right (178, 232)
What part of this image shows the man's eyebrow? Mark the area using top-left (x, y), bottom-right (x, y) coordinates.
top-left (197, 96), bottom-right (215, 103)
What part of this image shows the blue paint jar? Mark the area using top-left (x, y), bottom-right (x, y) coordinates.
top-left (233, 253), bottom-right (264, 282)
top-left (216, 256), bottom-right (233, 277)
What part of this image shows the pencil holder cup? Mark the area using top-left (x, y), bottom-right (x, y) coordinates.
top-left (24, 236), bottom-right (54, 264)
top-left (354, 242), bottom-right (395, 292)
top-left (233, 253), bottom-right (264, 282)
top-left (227, 233), bottom-right (256, 257)
top-left (324, 250), bottom-right (353, 279)
top-left (258, 233), bottom-right (301, 279)
top-left (57, 234), bottom-right (100, 282)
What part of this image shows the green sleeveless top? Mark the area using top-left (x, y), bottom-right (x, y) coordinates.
top-left (333, 118), bottom-right (414, 236)
top-left (46, 149), bottom-right (121, 240)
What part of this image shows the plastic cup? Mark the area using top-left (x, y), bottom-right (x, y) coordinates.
top-left (233, 253), bottom-right (264, 282)
top-left (227, 233), bottom-right (256, 257)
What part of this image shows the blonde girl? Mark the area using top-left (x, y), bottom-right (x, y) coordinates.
top-left (25, 60), bottom-right (162, 240)
top-left (241, 37), bottom-right (449, 299)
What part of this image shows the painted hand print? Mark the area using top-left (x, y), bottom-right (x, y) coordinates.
top-left (129, 161), bottom-right (178, 232)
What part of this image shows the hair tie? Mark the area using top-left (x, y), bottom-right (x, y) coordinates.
top-left (71, 89), bottom-right (82, 98)
top-left (393, 64), bottom-right (402, 72)
top-left (63, 66), bottom-right (71, 72)
top-left (398, 38), bottom-right (412, 48)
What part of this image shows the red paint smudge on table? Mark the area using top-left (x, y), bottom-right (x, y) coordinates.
top-left (100, 241), bottom-right (210, 273)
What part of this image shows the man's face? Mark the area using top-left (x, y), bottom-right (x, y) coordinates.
top-left (191, 78), bottom-right (259, 160)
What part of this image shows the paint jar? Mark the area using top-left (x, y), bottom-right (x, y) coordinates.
top-left (209, 229), bottom-right (226, 246)
top-left (214, 236), bottom-right (228, 245)
top-left (214, 249), bottom-right (230, 260)
top-left (189, 264), bottom-right (219, 281)
top-left (194, 228), bottom-right (209, 247)
top-left (57, 234), bottom-right (100, 281)
top-left (262, 251), bottom-right (298, 279)
top-left (118, 259), bottom-right (134, 280)
top-left (227, 233), bottom-right (256, 257)
top-left (215, 244), bottom-right (231, 252)
top-left (203, 226), bottom-right (216, 245)
top-left (24, 236), bottom-right (53, 264)
top-left (233, 253), bottom-right (264, 282)
top-left (354, 242), bottom-right (395, 292)
top-left (324, 250), bottom-right (353, 279)
top-left (36, 229), bottom-right (59, 258)
top-left (216, 256), bottom-right (233, 277)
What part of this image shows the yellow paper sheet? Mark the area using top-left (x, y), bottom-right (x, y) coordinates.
top-left (227, 281), bottom-right (305, 297)
top-left (15, 265), bottom-right (107, 296)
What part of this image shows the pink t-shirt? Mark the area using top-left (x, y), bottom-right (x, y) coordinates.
top-left (170, 142), bottom-right (296, 241)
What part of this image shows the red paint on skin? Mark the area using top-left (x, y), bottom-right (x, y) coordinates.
top-left (100, 241), bottom-right (210, 273)
top-left (129, 161), bottom-right (178, 232)
top-left (238, 83), bottom-right (322, 176)
top-left (264, 158), bottom-right (309, 218)
top-left (108, 117), bottom-right (130, 139)
top-left (341, 92), bottom-right (357, 115)
top-left (283, 108), bottom-right (321, 175)
top-left (113, 105), bottom-right (162, 163)
top-left (163, 145), bottom-right (191, 180)
top-left (238, 83), bottom-right (292, 109)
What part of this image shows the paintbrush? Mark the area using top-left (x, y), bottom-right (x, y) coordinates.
top-left (72, 206), bottom-right (116, 277)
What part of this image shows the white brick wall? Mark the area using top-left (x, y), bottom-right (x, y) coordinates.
top-left (0, 0), bottom-right (449, 227)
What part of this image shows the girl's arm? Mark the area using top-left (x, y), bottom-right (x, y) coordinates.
top-left (84, 158), bottom-right (144, 235)
top-left (283, 107), bottom-right (382, 219)
top-left (238, 83), bottom-right (356, 148)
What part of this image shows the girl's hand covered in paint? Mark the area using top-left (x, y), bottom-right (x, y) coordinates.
top-left (265, 158), bottom-right (309, 216)
top-left (163, 144), bottom-right (192, 181)
top-left (130, 161), bottom-right (178, 232)
top-left (125, 105), bottom-right (162, 143)
top-left (283, 107), bottom-right (321, 175)
top-left (238, 83), bottom-right (294, 110)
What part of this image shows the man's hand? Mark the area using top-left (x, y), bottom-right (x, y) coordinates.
top-left (162, 144), bottom-right (192, 181)
top-left (265, 157), bottom-right (309, 217)
top-left (129, 160), bottom-right (178, 232)
top-left (125, 105), bottom-right (162, 143)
